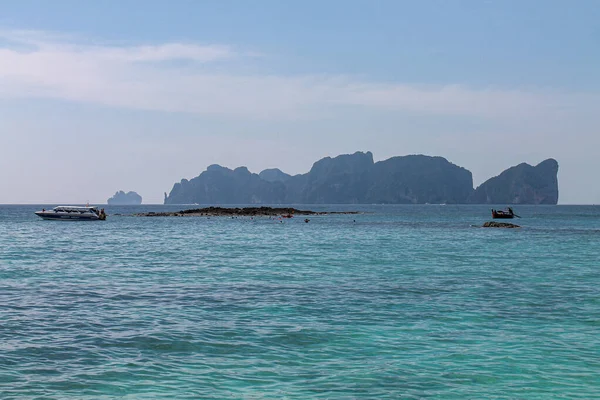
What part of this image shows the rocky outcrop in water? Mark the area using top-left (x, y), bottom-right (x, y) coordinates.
top-left (482, 221), bottom-right (520, 228)
top-left (135, 206), bottom-right (359, 217)
top-left (468, 159), bottom-right (559, 205)
top-left (107, 190), bottom-right (142, 205)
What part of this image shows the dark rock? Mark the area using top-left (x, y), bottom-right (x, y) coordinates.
top-left (482, 221), bottom-right (520, 228)
top-left (107, 190), bottom-right (142, 205)
top-left (135, 206), bottom-right (359, 217)
top-left (468, 159), bottom-right (558, 204)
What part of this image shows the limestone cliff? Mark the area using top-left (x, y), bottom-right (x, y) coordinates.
top-left (164, 151), bottom-right (476, 205)
top-left (468, 159), bottom-right (559, 204)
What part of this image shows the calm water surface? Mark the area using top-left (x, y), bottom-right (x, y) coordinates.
top-left (1, 204), bottom-right (599, 398)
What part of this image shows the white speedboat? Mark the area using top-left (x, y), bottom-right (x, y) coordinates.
top-left (35, 206), bottom-right (106, 221)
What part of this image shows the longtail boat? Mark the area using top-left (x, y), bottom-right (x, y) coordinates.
top-left (491, 208), bottom-right (517, 219)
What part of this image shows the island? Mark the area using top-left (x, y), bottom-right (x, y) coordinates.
top-left (165, 152), bottom-right (474, 205)
top-left (134, 206), bottom-right (360, 217)
top-left (163, 152), bottom-right (559, 205)
top-left (107, 190), bottom-right (143, 205)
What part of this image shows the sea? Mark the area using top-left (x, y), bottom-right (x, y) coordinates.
top-left (1, 204), bottom-right (599, 399)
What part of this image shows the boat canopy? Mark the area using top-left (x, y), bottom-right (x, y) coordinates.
top-left (53, 206), bottom-right (99, 212)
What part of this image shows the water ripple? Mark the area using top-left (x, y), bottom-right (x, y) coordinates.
top-left (1, 205), bottom-right (599, 398)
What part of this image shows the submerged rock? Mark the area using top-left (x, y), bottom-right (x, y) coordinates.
top-left (482, 221), bottom-right (520, 228)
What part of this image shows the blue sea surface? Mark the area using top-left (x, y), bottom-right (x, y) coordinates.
top-left (1, 204), bottom-right (599, 399)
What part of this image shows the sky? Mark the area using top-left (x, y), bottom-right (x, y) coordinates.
top-left (0, 0), bottom-right (599, 204)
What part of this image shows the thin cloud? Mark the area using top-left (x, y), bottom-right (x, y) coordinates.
top-left (0, 29), bottom-right (234, 62)
top-left (0, 29), bottom-right (596, 120)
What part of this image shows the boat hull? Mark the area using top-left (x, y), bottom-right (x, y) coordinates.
top-left (491, 211), bottom-right (514, 219)
top-left (35, 212), bottom-right (101, 221)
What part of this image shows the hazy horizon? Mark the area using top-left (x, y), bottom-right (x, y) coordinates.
top-left (0, 151), bottom-right (570, 205)
top-left (1, 1), bottom-right (599, 204)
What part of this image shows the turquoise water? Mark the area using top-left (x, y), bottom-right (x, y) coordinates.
top-left (1, 204), bottom-right (599, 399)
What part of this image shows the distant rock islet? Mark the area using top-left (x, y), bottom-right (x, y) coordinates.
top-left (107, 190), bottom-right (142, 205)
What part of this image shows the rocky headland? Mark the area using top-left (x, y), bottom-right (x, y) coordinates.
top-left (468, 159), bottom-right (559, 204)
